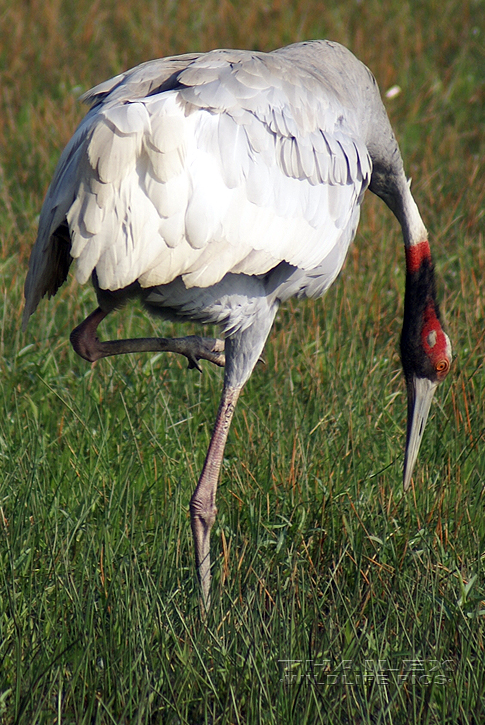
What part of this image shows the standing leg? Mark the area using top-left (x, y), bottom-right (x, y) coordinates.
top-left (189, 384), bottom-right (241, 611)
top-left (189, 307), bottom-right (278, 611)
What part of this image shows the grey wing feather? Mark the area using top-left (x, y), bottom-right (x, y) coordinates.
top-left (80, 52), bottom-right (203, 107)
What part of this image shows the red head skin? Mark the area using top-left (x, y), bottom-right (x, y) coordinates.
top-left (402, 240), bottom-right (451, 385)
top-left (400, 239), bottom-right (452, 490)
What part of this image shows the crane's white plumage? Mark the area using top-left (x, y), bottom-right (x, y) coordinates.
top-left (24, 41), bottom-right (378, 325)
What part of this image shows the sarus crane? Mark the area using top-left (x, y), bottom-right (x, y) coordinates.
top-left (23, 40), bottom-right (452, 609)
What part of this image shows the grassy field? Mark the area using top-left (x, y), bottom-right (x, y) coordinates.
top-left (1, 0), bottom-right (484, 722)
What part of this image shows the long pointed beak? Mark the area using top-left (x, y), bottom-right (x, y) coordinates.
top-left (403, 376), bottom-right (438, 491)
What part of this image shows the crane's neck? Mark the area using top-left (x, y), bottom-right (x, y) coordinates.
top-left (397, 182), bottom-right (433, 281)
top-left (400, 189), bottom-right (431, 278)
top-left (398, 179), bottom-right (450, 386)
top-left (399, 185), bottom-right (428, 245)
top-left (373, 170), bottom-right (430, 272)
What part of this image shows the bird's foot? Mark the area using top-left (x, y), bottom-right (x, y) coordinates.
top-left (182, 336), bottom-right (225, 372)
top-left (190, 500), bottom-right (217, 613)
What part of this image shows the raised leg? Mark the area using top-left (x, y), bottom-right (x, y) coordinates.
top-left (189, 384), bottom-right (241, 611)
top-left (70, 307), bottom-right (225, 370)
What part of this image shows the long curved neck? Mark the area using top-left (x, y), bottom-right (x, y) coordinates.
top-left (398, 185), bottom-right (428, 250)
top-left (396, 179), bottom-right (449, 385)
top-left (371, 166), bottom-right (432, 281)
top-left (392, 179), bottom-right (435, 297)
top-left (369, 165), bottom-right (446, 382)
top-left (399, 189), bottom-right (433, 280)
top-left (371, 165), bottom-right (428, 247)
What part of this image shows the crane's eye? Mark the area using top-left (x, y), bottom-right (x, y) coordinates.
top-left (436, 359), bottom-right (450, 377)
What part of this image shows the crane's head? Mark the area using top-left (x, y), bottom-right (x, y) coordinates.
top-left (400, 242), bottom-right (452, 491)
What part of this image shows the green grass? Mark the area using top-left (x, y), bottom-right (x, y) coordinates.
top-left (1, 0), bottom-right (485, 722)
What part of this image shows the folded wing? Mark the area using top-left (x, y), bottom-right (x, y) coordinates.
top-left (24, 46), bottom-right (372, 323)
